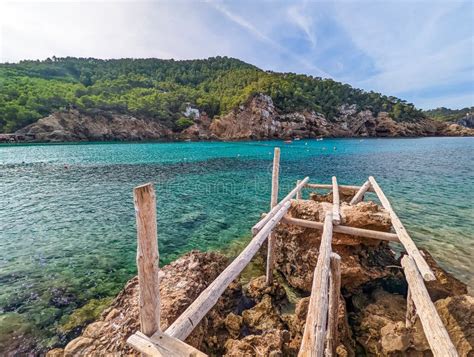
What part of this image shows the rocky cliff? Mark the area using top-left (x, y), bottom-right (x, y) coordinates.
top-left (47, 192), bottom-right (472, 357)
top-left (15, 94), bottom-right (473, 142)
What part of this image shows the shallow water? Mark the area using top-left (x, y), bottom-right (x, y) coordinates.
top-left (0, 138), bottom-right (473, 351)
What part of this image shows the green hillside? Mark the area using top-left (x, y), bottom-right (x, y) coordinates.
top-left (0, 56), bottom-right (425, 133)
top-left (423, 107), bottom-right (473, 122)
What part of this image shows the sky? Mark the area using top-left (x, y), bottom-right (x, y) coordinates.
top-left (0, 0), bottom-right (473, 109)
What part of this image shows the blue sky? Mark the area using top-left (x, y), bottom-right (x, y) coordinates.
top-left (1, 0), bottom-right (473, 109)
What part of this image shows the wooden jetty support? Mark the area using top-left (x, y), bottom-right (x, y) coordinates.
top-left (127, 148), bottom-right (458, 357)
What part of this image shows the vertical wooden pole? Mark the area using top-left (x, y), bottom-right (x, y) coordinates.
top-left (406, 288), bottom-right (417, 329)
top-left (332, 176), bottom-right (341, 225)
top-left (134, 183), bottom-right (161, 336)
top-left (326, 253), bottom-right (341, 357)
top-left (266, 147), bottom-right (280, 285)
top-left (296, 180), bottom-right (302, 200)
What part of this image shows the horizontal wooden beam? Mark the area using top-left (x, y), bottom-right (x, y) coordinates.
top-left (127, 331), bottom-right (207, 357)
top-left (252, 177), bottom-right (309, 235)
top-left (165, 201), bottom-right (292, 341)
top-left (305, 183), bottom-right (375, 192)
top-left (401, 256), bottom-right (458, 357)
top-left (281, 216), bottom-right (400, 242)
top-left (369, 177), bottom-right (435, 281)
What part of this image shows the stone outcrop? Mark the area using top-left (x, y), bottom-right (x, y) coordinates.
top-left (47, 193), bottom-right (471, 357)
top-left (15, 94), bottom-right (473, 142)
top-left (16, 109), bottom-right (173, 142)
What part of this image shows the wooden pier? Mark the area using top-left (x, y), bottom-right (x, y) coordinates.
top-left (126, 148), bottom-right (459, 357)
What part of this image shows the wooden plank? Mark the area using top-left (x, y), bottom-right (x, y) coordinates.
top-left (298, 212), bottom-right (333, 357)
top-left (127, 331), bottom-right (207, 357)
top-left (281, 216), bottom-right (400, 242)
top-left (305, 183), bottom-right (374, 192)
top-left (252, 177), bottom-right (309, 235)
top-left (266, 147), bottom-right (280, 285)
top-left (133, 183), bottom-right (160, 336)
top-left (332, 177), bottom-right (341, 225)
top-left (349, 180), bottom-right (372, 205)
top-left (326, 253), bottom-right (341, 357)
top-left (165, 201), bottom-right (292, 341)
top-left (401, 256), bottom-right (458, 357)
top-left (296, 180), bottom-right (302, 200)
top-left (406, 288), bottom-right (417, 329)
top-left (369, 176), bottom-right (435, 281)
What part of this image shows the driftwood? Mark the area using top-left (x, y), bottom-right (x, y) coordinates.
top-left (369, 176), bottom-right (435, 281)
top-left (252, 177), bottom-right (309, 235)
top-left (401, 256), bottom-right (458, 357)
top-left (128, 331), bottom-right (207, 357)
top-left (332, 176), bottom-right (341, 225)
top-left (326, 253), bottom-right (341, 357)
top-left (281, 216), bottom-right (400, 242)
top-left (133, 183), bottom-right (160, 336)
top-left (296, 180), bottom-right (302, 200)
top-left (165, 201), bottom-right (292, 340)
top-left (298, 212), bottom-right (333, 357)
top-left (266, 147), bottom-right (280, 285)
top-left (349, 180), bottom-right (371, 205)
top-left (406, 288), bottom-right (417, 329)
top-left (305, 183), bottom-right (374, 192)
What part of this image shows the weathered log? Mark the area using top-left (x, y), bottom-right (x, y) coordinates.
top-left (332, 177), bottom-right (341, 225)
top-left (127, 331), bottom-right (207, 357)
top-left (296, 180), bottom-right (302, 200)
top-left (406, 288), bottom-right (417, 329)
top-left (252, 177), bottom-right (309, 235)
top-left (165, 201), bottom-right (292, 341)
top-left (326, 253), bottom-right (341, 357)
top-left (281, 216), bottom-right (400, 242)
top-left (369, 176), bottom-right (435, 281)
top-left (298, 212), bottom-right (333, 357)
top-left (401, 256), bottom-right (458, 357)
top-left (133, 183), bottom-right (160, 336)
top-left (349, 180), bottom-right (372, 205)
top-left (266, 147), bottom-right (280, 285)
top-left (305, 183), bottom-right (374, 192)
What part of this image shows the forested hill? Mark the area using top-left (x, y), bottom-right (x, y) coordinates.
top-left (0, 56), bottom-right (425, 133)
top-left (423, 107), bottom-right (473, 122)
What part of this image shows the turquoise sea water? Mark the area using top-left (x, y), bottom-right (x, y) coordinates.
top-left (0, 138), bottom-right (473, 352)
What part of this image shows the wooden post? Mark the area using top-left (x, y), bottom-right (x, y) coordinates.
top-left (166, 201), bottom-right (292, 341)
top-left (133, 183), bottom-right (160, 336)
top-left (369, 176), bottom-right (435, 281)
top-left (296, 180), bottom-right (302, 200)
top-left (252, 177), bottom-right (309, 235)
top-left (349, 180), bottom-right (371, 205)
top-left (298, 212), bottom-right (333, 357)
top-left (406, 288), bottom-right (417, 329)
top-left (401, 256), bottom-right (458, 357)
top-left (326, 253), bottom-right (341, 357)
top-left (281, 216), bottom-right (400, 242)
top-left (332, 177), bottom-right (341, 225)
top-left (266, 147), bottom-right (280, 285)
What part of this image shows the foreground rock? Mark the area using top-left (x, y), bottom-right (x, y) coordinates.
top-left (15, 94), bottom-right (474, 142)
top-left (47, 196), bottom-right (471, 356)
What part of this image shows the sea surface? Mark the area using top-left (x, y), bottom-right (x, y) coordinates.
top-left (0, 138), bottom-right (473, 351)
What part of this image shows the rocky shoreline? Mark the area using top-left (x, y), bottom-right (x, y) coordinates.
top-left (46, 193), bottom-right (473, 356)
top-left (11, 94), bottom-right (474, 143)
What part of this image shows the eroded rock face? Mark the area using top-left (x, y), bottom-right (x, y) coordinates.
top-left (274, 199), bottom-right (398, 292)
top-left (16, 109), bottom-right (173, 142)
top-left (17, 93), bottom-right (474, 142)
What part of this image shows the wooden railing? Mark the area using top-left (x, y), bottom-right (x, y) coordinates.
top-left (126, 147), bottom-right (458, 357)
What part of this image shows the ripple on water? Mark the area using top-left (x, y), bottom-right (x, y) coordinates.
top-left (0, 137), bottom-right (473, 352)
